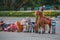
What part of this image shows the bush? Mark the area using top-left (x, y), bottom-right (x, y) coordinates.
top-left (43, 11), bottom-right (60, 17)
top-left (0, 11), bottom-right (34, 17)
top-left (0, 11), bottom-right (60, 17)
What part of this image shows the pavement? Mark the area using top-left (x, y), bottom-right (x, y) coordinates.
top-left (0, 23), bottom-right (60, 40)
top-left (0, 32), bottom-right (60, 40)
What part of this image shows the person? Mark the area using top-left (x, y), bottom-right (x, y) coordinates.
top-left (0, 20), bottom-right (4, 30)
top-left (51, 17), bottom-right (56, 34)
top-left (4, 24), bottom-right (11, 32)
top-left (10, 22), bottom-right (16, 32)
top-left (25, 16), bottom-right (33, 32)
top-left (26, 16), bottom-right (31, 24)
top-left (40, 5), bottom-right (45, 11)
top-left (21, 18), bottom-right (27, 32)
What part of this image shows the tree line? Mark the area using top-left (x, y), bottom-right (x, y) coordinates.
top-left (0, 0), bottom-right (60, 11)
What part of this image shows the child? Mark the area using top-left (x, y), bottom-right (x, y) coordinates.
top-left (21, 18), bottom-right (27, 32)
top-left (4, 24), bottom-right (11, 32)
top-left (26, 16), bottom-right (33, 32)
top-left (10, 22), bottom-right (16, 32)
top-left (51, 17), bottom-right (56, 34)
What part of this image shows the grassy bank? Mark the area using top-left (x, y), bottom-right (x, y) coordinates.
top-left (0, 11), bottom-right (60, 17)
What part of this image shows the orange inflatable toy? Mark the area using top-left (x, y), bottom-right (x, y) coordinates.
top-left (16, 21), bottom-right (23, 32)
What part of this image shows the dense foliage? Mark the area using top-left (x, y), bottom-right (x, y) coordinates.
top-left (0, 0), bottom-right (60, 11)
top-left (0, 11), bottom-right (60, 17)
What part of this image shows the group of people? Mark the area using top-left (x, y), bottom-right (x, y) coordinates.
top-left (0, 16), bottom-right (35, 33)
top-left (0, 14), bottom-right (56, 34)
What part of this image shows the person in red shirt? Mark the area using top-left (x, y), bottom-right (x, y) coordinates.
top-left (10, 22), bottom-right (16, 32)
